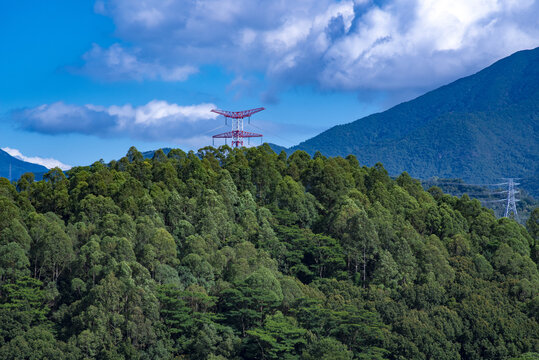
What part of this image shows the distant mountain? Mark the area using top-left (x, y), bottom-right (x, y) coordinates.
top-left (0, 149), bottom-right (48, 181)
top-left (288, 47), bottom-right (539, 194)
top-left (142, 147), bottom-right (172, 159)
top-left (268, 143), bottom-right (288, 154)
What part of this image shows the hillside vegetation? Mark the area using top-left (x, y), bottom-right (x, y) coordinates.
top-left (0, 145), bottom-right (537, 359)
top-left (288, 47), bottom-right (539, 195)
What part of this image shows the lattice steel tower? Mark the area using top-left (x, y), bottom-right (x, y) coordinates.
top-left (503, 178), bottom-right (519, 220)
top-left (211, 108), bottom-right (264, 147)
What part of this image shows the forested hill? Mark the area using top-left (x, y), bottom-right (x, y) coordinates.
top-left (287, 47), bottom-right (539, 193)
top-left (0, 145), bottom-right (538, 359)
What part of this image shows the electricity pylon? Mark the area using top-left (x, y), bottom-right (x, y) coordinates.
top-left (503, 178), bottom-right (520, 221)
top-left (211, 108), bottom-right (264, 147)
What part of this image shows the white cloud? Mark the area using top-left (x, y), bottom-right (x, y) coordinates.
top-left (413, 0), bottom-right (501, 51)
top-left (108, 100), bottom-right (216, 126)
top-left (2, 147), bottom-right (72, 171)
top-left (84, 0), bottom-right (538, 95)
top-left (79, 44), bottom-right (198, 82)
top-left (13, 100), bottom-right (220, 144)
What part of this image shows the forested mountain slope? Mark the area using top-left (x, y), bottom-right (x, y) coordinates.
top-left (0, 148), bottom-right (48, 180)
top-left (288, 47), bottom-right (539, 193)
top-left (0, 145), bottom-right (537, 359)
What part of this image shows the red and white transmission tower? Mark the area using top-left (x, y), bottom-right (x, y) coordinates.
top-left (211, 107), bottom-right (264, 147)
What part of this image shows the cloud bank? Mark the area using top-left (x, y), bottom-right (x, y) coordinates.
top-left (85, 0), bottom-right (539, 94)
top-left (2, 147), bottom-right (72, 170)
top-left (12, 100), bottom-right (222, 144)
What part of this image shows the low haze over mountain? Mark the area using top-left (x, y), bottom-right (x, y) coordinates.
top-left (287, 47), bottom-right (539, 191)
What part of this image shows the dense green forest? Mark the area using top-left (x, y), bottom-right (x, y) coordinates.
top-left (0, 144), bottom-right (537, 359)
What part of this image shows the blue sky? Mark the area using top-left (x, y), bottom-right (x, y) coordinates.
top-left (1, 0), bottom-right (538, 169)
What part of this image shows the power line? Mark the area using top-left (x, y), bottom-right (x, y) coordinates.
top-left (421, 180), bottom-right (507, 187)
top-left (422, 177), bottom-right (525, 220)
top-left (249, 122), bottom-right (297, 146)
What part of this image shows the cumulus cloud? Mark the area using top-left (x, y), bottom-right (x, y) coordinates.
top-left (14, 102), bottom-right (117, 135)
top-left (2, 147), bottom-right (72, 170)
top-left (12, 100), bottom-right (222, 144)
top-left (83, 0), bottom-right (538, 94)
top-left (78, 44), bottom-right (198, 81)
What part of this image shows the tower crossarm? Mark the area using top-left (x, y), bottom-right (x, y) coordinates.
top-left (211, 108), bottom-right (265, 119)
top-left (211, 107), bottom-right (264, 148)
top-left (239, 131), bottom-right (263, 137)
top-left (212, 131), bottom-right (235, 139)
top-left (212, 130), bottom-right (263, 138)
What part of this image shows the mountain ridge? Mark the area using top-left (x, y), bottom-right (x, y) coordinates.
top-left (286, 47), bottom-right (539, 191)
top-left (0, 148), bottom-right (48, 181)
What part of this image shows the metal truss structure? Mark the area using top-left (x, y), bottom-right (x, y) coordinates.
top-left (211, 108), bottom-right (264, 147)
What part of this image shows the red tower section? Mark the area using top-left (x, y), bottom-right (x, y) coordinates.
top-left (211, 107), bottom-right (264, 147)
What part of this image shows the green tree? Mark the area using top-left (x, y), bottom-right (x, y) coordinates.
top-left (245, 311), bottom-right (307, 360)
top-left (0, 277), bottom-right (50, 343)
top-left (221, 267), bottom-right (283, 335)
top-left (0, 326), bottom-right (73, 360)
top-left (0, 242), bottom-right (30, 284)
top-left (302, 336), bottom-right (353, 360)
top-left (27, 212), bottom-right (74, 283)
